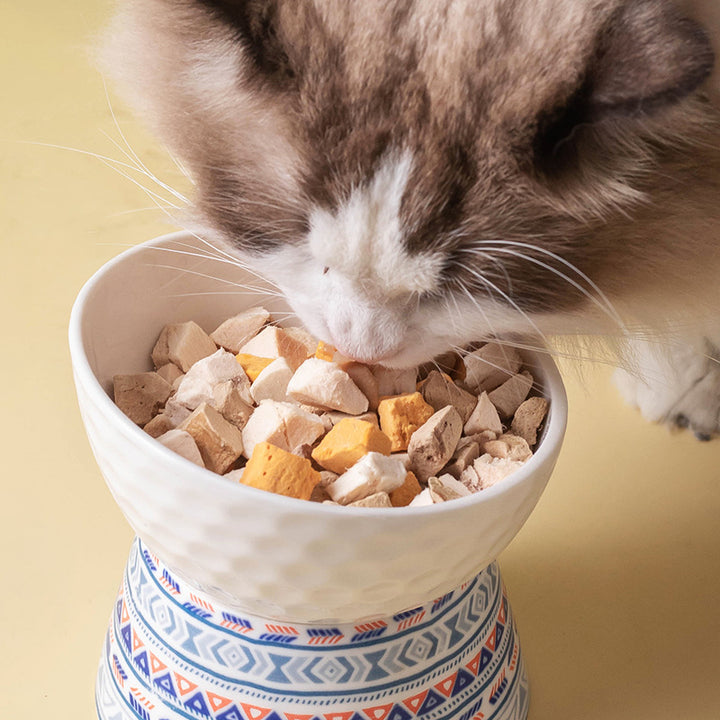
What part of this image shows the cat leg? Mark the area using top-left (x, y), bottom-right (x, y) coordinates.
top-left (613, 334), bottom-right (720, 440)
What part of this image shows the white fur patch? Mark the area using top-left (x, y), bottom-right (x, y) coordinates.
top-left (307, 152), bottom-right (444, 296)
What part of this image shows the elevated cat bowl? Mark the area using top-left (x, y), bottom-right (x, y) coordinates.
top-left (70, 231), bottom-right (567, 720)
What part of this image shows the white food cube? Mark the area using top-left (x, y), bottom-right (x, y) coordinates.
top-left (428, 474), bottom-right (472, 502)
top-left (174, 349), bottom-right (250, 410)
top-left (287, 358), bottom-right (369, 414)
top-left (472, 454), bottom-right (526, 489)
top-left (408, 488), bottom-right (435, 507)
top-left (327, 452), bottom-right (407, 505)
top-left (238, 326), bottom-right (308, 369)
top-left (464, 391), bottom-right (503, 436)
top-left (156, 429), bottom-right (205, 468)
top-left (250, 357), bottom-right (294, 403)
top-left (241, 400), bottom-right (326, 458)
top-left (210, 308), bottom-right (270, 353)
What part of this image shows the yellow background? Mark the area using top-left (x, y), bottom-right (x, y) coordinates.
top-left (2, 2), bottom-right (719, 718)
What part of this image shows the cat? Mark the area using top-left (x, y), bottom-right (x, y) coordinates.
top-left (100, 0), bottom-right (720, 438)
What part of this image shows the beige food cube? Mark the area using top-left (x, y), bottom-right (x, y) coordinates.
top-left (407, 406), bottom-right (463, 481)
top-left (152, 321), bottom-right (217, 373)
top-left (210, 308), bottom-right (270, 353)
top-left (180, 402), bottom-right (244, 474)
top-left (463, 343), bottom-right (522, 393)
top-left (238, 326), bottom-right (308, 370)
top-left (113, 372), bottom-right (173, 427)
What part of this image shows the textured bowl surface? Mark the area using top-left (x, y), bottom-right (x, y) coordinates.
top-left (70, 232), bottom-right (567, 623)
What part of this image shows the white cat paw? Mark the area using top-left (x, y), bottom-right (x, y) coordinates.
top-left (613, 339), bottom-right (720, 441)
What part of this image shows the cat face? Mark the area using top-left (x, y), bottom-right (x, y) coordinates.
top-left (103, 0), bottom-right (716, 366)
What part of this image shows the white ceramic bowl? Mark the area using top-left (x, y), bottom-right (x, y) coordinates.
top-left (70, 231), bottom-right (567, 623)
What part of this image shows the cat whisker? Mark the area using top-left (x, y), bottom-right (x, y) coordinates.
top-left (146, 263), bottom-right (284, 300)
top-left (152, 230), bottom-right (285, 291)
top-left (448, 342), bottom-right (551, 395)
top-left (110, 205), bottom-right (176, 217)
top-left (473, 243), bottom-right (627, 334)
top-left (100, 75), bottom-right (191, 204)
top-left (456, 282), bottom-right (507, 352)
top-left (100, 129), bottom-right (190, 206)
top-left (95, 156), bottom-right (184, 210)
top-left (462, 266), bottom-right (551, 349)
top-left (166, 288), bottom-right (282, 298)
top-left (468, 240), bottom-right (627, 334)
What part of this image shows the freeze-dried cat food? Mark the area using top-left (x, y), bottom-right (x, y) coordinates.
top-left (113, 306), bottom-right (550, 507)
top-left (242, 441), bottom-right (320, 500)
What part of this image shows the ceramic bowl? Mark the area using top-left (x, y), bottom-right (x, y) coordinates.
top-left (70, 231), bottom-right (567, 623)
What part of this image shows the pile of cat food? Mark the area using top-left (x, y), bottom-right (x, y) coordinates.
top-left (113, 308), bottom-right (548, 508)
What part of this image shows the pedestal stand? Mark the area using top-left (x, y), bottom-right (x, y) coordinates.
top-left (96, 539), bottom-right (529, 720)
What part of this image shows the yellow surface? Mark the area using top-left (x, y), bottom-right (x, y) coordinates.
top-left (2, 3), bottom-right (719, 718)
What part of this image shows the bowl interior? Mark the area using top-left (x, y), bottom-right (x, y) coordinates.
top-left (70, 232), bottom-right (568, 622)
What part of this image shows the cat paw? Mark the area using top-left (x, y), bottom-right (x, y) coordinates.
top-left (613, 342), bottom-right (720, 440)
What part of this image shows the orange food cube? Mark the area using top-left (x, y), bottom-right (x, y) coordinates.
top-left (311, 418), bottom-right (392, 474)
top-left (377, 392), bottom-right (435, 452)
top-left (390, 471), bottom-right (423, 507)
top-left (240, 441), bottom-right (320, 500)
top-left (235, 353), bottom-right (274, 381)
top-left (315, 341), bottom-right (335, 362)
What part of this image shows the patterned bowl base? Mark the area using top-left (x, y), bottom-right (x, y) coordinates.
top-left (96, 539), bottom-right (529, 720)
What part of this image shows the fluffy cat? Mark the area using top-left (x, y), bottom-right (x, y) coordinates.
top-left (101, 0), bottom-right (720, 437)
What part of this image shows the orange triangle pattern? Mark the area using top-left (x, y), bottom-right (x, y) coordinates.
top-left (485, 626), bottom-right (497, 651)
top-left (466, 651), bottom-right (481, 676)
top-left (240, 703), bottom-right (272, 720)
top-left (207, 691), bottom-right (233, 712)
top-left (435, 673), bottom-right (457, 697)
top-left (132, 629), bottom-right (144, 652)
top-left (323, 713), bottom-right (354, 720)
top-left (363, 703), bottom-right (394, 720)
top-left (149, 653), bottom-right (166, 675)
top-left (497, 600), bottom-right (507, 625)
top-left (402, 690), bottom-right (428, 714)
top-left (172, 672), bottom-right (198, 697)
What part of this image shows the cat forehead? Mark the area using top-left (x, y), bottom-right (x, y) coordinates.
top-left (307, 152), bottom-right (446, 296)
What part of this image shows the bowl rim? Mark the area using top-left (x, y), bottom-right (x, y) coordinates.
top-left (69, 230), bottom-right (568, 519)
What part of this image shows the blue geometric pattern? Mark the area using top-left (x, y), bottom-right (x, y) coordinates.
top-left (96, 538), bottom-right (530, 720)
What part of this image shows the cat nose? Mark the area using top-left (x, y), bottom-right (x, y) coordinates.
top-left (329, 332), bottom-right (404, 365)
top-left (332, 342), bottom-right (382, 365)
top-left (324, 299), bottom-right (405, 364)
top-left (326, 327), bottom-right (398, 365)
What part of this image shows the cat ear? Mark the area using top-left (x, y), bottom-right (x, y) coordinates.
top-left (586, 0), bottom-right (714, 118)
top-left (195, 0), bottom-right (295, 83)
top-left (533, 2), bottom-right (714, 171)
